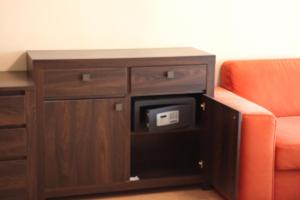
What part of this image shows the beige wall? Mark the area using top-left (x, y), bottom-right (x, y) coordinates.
top-left (1, 0), bottom-right (300, 82)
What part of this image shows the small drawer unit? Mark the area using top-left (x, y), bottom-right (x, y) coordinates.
top-left (0, 128), bottom-right (27, 160)
top-left (131, 65), bottom-right (207, 95)
top-left (0, 95), bottom-right (25, 126)
top-left (0, 72), bottom-right (34, 200)
top-left (43, 68), bottom-right (127, 98)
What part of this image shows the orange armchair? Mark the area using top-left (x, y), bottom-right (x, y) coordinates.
top-left (216, 59), bottom-right (300, 200)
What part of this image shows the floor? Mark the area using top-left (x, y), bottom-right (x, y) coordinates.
top-left (66, 187), bottom-right (223, 200)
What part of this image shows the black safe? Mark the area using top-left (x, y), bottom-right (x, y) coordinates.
top-left (133, 97), bottom-right (196, 133)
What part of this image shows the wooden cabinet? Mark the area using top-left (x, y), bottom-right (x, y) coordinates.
top-left (0, 72), bottom-right (35, 200)
top-left (27, 48), bottom-right (240, 200)
top-left (43, 98), bottom-right (130, 190)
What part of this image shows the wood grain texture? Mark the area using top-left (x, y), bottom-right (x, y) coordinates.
top-left (27, 48), bottom-right (212, 61)
top-left (202, 96), bottom-right (241, 200)
top-left (25, 88), bottom-right (38, 200)
top-left (131, 65), bottom-right (207, 95)
top-left (0, 72), bottom-right (33, 91)
top-left (34, 68), bottom-right (47, 200)
top-left (64, 187), bottom-right (223, 200)
top-left (0, 95), bottom-right (25, 126)
top-left (44, 68), bottom-right (127, 98)
top-left (45, 175), bottom-right (204, 199)
top-left (0, 128), bottom-right (27, 160)
top-left (0, 160), bottom-right (28, 200)
top-left (0, 76), bottom-right (34, 200)
top-left (43, 98), bottom-right (130, 190)
top-left (205, 56), bottom-right (216, 97)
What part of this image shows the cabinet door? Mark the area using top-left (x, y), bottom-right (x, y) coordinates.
top-left (43, 98), bottom-right (130, 190)
top-left (201, 95), bottom-right (241, 200)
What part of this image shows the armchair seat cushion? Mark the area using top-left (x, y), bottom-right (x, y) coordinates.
top-left (276, 116), bottom-right (300, 170)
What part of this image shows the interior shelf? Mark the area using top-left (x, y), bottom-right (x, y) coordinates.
top-left (132, 166), bottom-right (202, 180)
top-left (131, 127), bottom-right (207, 136)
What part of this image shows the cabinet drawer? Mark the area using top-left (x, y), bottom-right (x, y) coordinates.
top-left (0, 96), bottom-right (25, 126)
top-left (0, 160), bottom-right (27, 200)
top-left (131, 65), bottom-right (207, 95)
top-left (0, 128), bottom-right (26, 160)
top-left (44, 68), bottom-right (127, 98)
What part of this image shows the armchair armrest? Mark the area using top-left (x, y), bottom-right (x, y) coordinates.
top-left (215, 87), bottom-right (276, 200)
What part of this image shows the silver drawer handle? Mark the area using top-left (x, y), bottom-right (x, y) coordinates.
top-left (166, 71), bottom-right (175, 79)
top-left (82, 73), bottom-right (91, 82)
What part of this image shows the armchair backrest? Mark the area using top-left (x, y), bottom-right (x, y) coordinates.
top-left (220, 59), bottom-right (300, 117)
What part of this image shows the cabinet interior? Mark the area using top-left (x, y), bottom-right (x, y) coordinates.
top-left (130, 93), bottom-right (207, 180)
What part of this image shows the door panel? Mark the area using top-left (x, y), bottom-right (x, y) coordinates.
top-left (43, 98), bottom-right (130, 190)
top-left (202, 95), bottom-right (241, 200)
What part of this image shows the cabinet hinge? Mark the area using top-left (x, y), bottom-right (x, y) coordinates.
top-left (200, 102), bottom-right (206, 111)
top-left (198, 160), bottom-right (205, 169)
top-left (129, 176), bottom-right (140, 182)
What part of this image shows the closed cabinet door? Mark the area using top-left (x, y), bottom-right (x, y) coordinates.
top-left (43, 98), bottom-right (130, 190)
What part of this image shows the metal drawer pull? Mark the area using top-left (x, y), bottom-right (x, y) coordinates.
top-left (166, 71), bottom-right (175, 79)
top-left (82, 73), bottom-right (91, 82)
top-left (115, 103), bottom-right (123, 111)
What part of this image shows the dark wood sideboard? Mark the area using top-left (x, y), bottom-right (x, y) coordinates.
top-left (0, 48), bottom-right (241, 200)
top-left (0, 72), bottom-right (35, 200)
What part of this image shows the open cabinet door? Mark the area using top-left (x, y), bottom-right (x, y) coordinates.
top-left (201, 95), bottom-right (241, 200)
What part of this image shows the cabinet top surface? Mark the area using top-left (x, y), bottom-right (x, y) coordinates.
top-left (27, 47), bottom-right (213, 61)
top-left (0, 71), bottom-right (33, 89)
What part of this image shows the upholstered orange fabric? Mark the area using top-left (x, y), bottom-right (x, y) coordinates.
top-left (275, 116), bottom-right (300, 170)
top-left (275, 170), bottom-right (300, 200)
top-left (215, 87), bottom-right (276, 200)
top-left (221, 59), bottom-right (300, 117)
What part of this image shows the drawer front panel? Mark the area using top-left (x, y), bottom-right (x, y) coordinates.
top-left (0, 160), bottom-right (27, 200)
top-left (44, 68), bottom-right (127, 98)
top-left (0, 96), bottom-right (25, 126)
top-left (131, 65), bottom-right (207, 95)
top-left (0, 128), bottom-right (27, 160)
